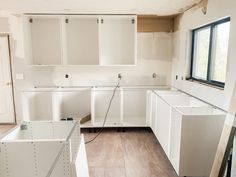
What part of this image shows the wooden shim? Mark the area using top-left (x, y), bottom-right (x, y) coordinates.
top-left (80, 114), bottom-right (91, 124)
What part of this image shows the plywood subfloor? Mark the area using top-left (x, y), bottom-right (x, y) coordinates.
top-left (83, 128), bottom-right (178, 177)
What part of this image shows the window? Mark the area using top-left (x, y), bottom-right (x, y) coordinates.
top-left (190, 17), bottom-right (230, 88)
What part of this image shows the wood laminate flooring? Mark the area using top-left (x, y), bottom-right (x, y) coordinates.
top-left (0, 124), bottom-right (15, 138)
top-left (83, 128), bottom-right (178, 177)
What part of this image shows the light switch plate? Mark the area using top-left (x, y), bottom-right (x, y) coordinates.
top-left (16, 74), bottom-right (24, 80)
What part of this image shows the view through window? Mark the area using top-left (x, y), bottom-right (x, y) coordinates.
top-left (191, 17), bottom-right (230, 87)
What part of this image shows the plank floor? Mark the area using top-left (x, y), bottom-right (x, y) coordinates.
top-left (83, 128), bottom-right (178, 177)
top-left (0, 124), bottom-right (16, 138)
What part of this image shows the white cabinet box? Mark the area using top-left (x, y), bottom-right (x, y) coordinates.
top-left (65, 16), bottom-right (99, 65)
top-left (22, 90), bottom-right (60, 121)
top-left (99, 15), bottom-right (137, 65)
top-left (22, 88), bottom-right (91, 122)
top-left (122, 88), bottom-right (147, 126)
top-left (23, 87), bottom-right (160, 128)
top-left (0, 121), bottom-right (89, 177)
top-left (24, 15), bottom-right (137, 66)
top-left (148, 90), bottom-right (226, 176)
top-left (92, 87), bottom-right (122, 127)
top-left (169, 107), bottom-right (225, 176)
top-left (24, 16), bottom-right (63, 65)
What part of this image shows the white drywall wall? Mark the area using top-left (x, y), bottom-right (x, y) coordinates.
top-left (0, 12), bottom-right (173, 123)
top-left (172, 0), bottom-right (236, 110)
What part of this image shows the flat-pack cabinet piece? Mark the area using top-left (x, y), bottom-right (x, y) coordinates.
top-left (24, 15), bottom-right (137, 66)
top-left (65, 16), bottom-right (99, 65)
top-left (0, 121), bottom-right (89, 177)
top-left (122, 88), bottom-right (147, 126)
top-left (58, 89), bottom-right (91, 120)
top-left (148, 90), bottom-right (226, 176)
top-left (169, 107), bottom-right (225, 176)
top-left (25, 16), bottom-right (63, 65)
top-left (22, 91), bottom-right (60, 121)
top-left (99, 15), bottom-right (137, 65)
top-left (92, 87), bottom-right (122, 126)
top-left (22, 88), bottom-right (91, 122)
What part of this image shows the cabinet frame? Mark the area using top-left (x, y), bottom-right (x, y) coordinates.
top-left (24, 15), bottom-right (137, 66)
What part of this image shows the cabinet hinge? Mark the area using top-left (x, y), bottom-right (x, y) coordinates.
top-left (132, 19), bottom-right (135, 24)
top-left (97, 19), bottom-right (99, 23)
top-left (101, 19), bottom-right (104, 24)
top-left (29, 18), bottom-right (33, 23)
top-left (65, 19), bottom-right (69, 23)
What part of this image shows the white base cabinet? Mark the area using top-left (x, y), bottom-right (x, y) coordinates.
top-left (123, 88), bottom-right (147, 126)
top-left (169, 108), bottom-right (225, 176)
top-left (23, 87), bottom-right (156, 127)
top-left (92, 87), bottom-right (122, 126)
top-left (148, 90), bottom-right (226, 176)
top-left (22, 88), bottom-right (91, 122)
top-left (91, 87), bottom-right (149, 127)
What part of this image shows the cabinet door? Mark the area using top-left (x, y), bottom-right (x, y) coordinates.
top-left (156, 96), bottom-right (172, 156)
top-left (28, 16), bottom-right (62, 65)
top-left (99, 15), bottom-right (136, 65)
top-left (169, 109), bottom-right (182, 175)
top-left (65, 16), bottom-right (99, 65)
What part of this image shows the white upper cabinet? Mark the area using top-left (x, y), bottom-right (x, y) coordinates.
top-left (99, 15), bottom-right (137, 65)
top-left (24, 15), bottom-right (137, 66)
top-left (65, 16), bottom-right (99, 65)
top-left (25, 16), bottom-right (63, 65)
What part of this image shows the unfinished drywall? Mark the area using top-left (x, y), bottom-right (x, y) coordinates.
top-left (0, 12), bottom-right (173, 123)
top-left (0, 0), bottom-right (201, 16)
top-left (172, 0), bottom-right (236, 110)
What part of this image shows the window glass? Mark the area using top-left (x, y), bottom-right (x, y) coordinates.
top-left (191, 18), bottom-right (230, 88)
top-left (211, 21), bottom-right (230, 83)
top-left (193, 27), bottom-right (210, 80)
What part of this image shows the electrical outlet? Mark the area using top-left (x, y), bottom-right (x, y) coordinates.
top-left (176, 75), bottom-right (178, 80)
top-left (118, 73), bottom-right (122, 79)
top-left (65, 74), bottom-right (69, 78)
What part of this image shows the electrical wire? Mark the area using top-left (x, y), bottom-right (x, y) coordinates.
top-left (85, 80), bottom-right (120, 144)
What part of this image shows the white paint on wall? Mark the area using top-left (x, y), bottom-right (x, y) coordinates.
top-left (172, 0), bottom-right (236, 110)
top-left (0, 0), bottom-right (200, 15)
top-left (0, 14), bottom-right (173, 123)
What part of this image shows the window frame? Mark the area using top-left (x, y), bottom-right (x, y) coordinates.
top-left (190, 17), bottom-right (230, 88)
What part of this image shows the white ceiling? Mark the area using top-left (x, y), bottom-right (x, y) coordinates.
top-left (0, 0), bottom-right (201, 15)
